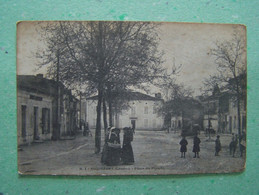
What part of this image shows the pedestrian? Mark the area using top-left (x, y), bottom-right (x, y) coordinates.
top-left (104, 127), bottom-right (121, 166)
top-left (215, 135), bottom-right (221, 156)
top-left (229, 134), bottom-right (237, 157)
top-left (179, 135), bottom-right (188, 158)
top-left (121, 127), bottom-right (135, 165)
top-left (192, 134), bottom-right (201, 158)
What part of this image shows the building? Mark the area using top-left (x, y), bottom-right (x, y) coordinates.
top-left (17, 74), bottom-right (79, 145)
top-left (170, 98), bottom-right (204, 135)
top-left (85, 92), bottom-right (164, 130)
top-left (201, 91), bottom-right (246, 134)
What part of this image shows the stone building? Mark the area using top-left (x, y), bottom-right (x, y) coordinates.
top-left (170, 98), bottom-right (204, 135)
top-left (17, 74), bottom-right (79, 145)
top-left (202, 92), bottom-right (246, 134)
top-left (85, 92), bottom-right (164, 130)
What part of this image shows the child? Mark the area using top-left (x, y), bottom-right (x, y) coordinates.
top-left (179, 136), bottom-right (188, 158)
top-left (215, 135), bottom-right (221, 156)
top-left (193, 134), bottom-right (201, 158)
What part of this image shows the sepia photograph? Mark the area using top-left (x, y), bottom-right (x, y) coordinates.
top-left (16, 21), bottom-right (246, 175)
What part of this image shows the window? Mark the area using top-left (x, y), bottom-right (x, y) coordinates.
top-left (144, 119), bottom-right (148, 128)
top-left (152, 119), bottom-right (156, 128)
top-left (144, 106), bottom-right (148, 114)
top-left (131, 107), bottom-right (136, 115)
top-left (153, 106), bottom-right (156, 114)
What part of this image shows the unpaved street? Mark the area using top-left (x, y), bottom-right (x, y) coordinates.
top-left (18, 130), bottom-right (245, 175)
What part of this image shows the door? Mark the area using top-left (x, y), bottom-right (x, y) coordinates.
top-left (131, 120), bottom-right (136, 130)
top-left (34, 107), bottom-right (39, 140)
top-left (21, 105), bottom-right (26, 139)
top-left (42, 108), bottom-right (50, 134)
top-left (42, 108), bottom-right (46, 134)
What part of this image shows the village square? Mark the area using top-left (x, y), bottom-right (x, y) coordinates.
top-left (17, 21), bottom-right (246, 175)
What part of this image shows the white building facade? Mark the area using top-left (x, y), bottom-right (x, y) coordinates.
top-left (17, 74), bottom-right (79, 146)
top-left (85, 92), bottom-right (164, 130)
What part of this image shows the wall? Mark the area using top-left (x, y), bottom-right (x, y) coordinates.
top-left (17, 89), bottom-right (53, 145)
top-left (86, 99), bottom-right (163, 130)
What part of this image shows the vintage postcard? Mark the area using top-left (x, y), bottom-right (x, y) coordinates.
top-left (17, 21), bottom-right (246, 175)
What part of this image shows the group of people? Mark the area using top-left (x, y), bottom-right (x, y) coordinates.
top-left (179, 133), bottom-right (246, 158)
top-left (101, 127), bottom-right (135, 166)
top-left (179, 134), bottom-right (201, 158)
top-left (229, 132), bottom-right (246, 157)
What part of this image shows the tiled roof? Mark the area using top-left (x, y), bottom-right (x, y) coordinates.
top-left (17, 75), bottom-right (64, 96)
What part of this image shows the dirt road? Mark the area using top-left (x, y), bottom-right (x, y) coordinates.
top-left (18, 130), bottom-right (245, 175)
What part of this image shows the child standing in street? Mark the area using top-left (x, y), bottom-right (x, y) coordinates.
top-left (193, 134), bottom-right (201, 158)
top-left (215, 135), bottom-right (221, 156)
top-left (179, 136), bottom-right (188, 158)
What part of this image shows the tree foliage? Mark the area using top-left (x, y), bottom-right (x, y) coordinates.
top-left (36, 21), bottom-right (166, 152)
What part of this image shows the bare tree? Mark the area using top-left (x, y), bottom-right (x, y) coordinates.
top-left (210, 30), bottom-right (246, 145)
top-left (36, 21), bottom-right (165, 153)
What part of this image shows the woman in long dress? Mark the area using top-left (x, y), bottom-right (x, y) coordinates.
top-left (121, 127), bottom-right (134, 165)
top-left (105, 127), bottom-right (121, 166)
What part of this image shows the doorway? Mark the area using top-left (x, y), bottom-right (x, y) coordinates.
top-left (34, 106), bottom-right (39, 140)
top-left (131, 120), bottom-right (136, 129)
top-left (21, 105), bottom-right (26, 139)
top-left (42, 108), bottom-right (50, 134)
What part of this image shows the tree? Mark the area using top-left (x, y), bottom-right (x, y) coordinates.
top-left (210, 30), bottom-right (246, 146)
top-left (36, 21), bottom-right (165, 153)
top-left (158, 83), bottom-right (193, 129)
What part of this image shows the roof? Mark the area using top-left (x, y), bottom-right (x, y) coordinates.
top-left (86, 91), bottom-right (162, 101)
top-left (17, 74), bottom-right (66, 96)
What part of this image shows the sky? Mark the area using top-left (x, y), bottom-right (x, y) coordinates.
top-left (16, 22), bottom-right (245, 96)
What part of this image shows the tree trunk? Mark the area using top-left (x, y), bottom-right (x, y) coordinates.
top-left (103, 97), bottom-right (108, 135)
top-left (95, 87), bottom-right (103, 154)
top-left (236, 84), bottom-right (242, 148)
top-left (108, 99), bottom-right (113, 127)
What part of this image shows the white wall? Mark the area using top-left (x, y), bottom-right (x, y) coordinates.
top-left (86, 99), bottom-right (163, 130)
top-left (17, 90), bottom-right (53, 145)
